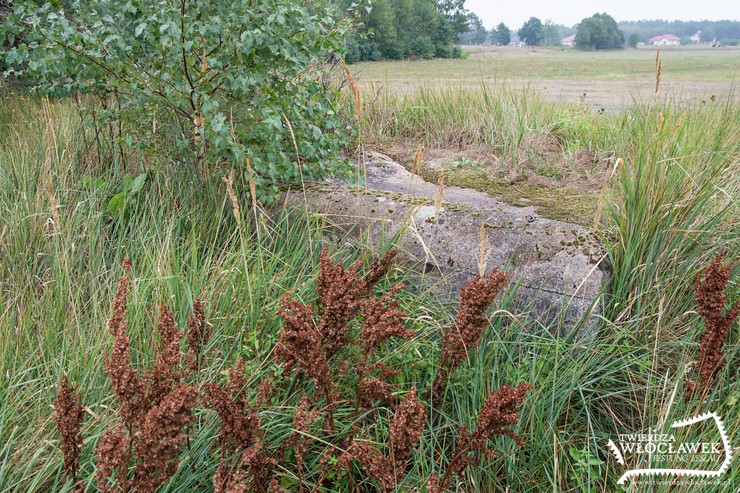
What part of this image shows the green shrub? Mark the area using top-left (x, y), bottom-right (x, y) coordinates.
top-left (2, 0), bottom-right (355, 202)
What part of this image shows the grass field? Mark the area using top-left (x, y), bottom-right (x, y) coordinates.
top-left (352, 45), bottom-right (740, 110)
top-left (0, 44), bottom-right (738, 492)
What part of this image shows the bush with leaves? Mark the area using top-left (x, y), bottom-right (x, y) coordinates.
top-left (2, 0), bottom-right (355, 202)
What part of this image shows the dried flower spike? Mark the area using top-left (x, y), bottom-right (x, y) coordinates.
top-left (134, 384), bottom-right (199, 493)
top-left (54, 374), bottom-right (85, 482)
top-left (689, 255), bottom-right (738, 396)
top-left (187, 298), bottom-right (210, 373)
top-left (432, 268), bottom-right (507, 404)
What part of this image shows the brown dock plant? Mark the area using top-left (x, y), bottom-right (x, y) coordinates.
top-left (432, 268), bottom-right (508, 404)
top-left (54, 374), bottom-right (86, 484)
top-left (687, 255), bottom-right (738, 398)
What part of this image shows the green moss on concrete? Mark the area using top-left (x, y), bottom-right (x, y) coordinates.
top-left (423, 168), bottom-right (598, 226)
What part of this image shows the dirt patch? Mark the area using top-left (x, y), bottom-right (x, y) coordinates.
top-left (376, 129), bottom-right (609, 192)
top-left (368, 129), bottom-right (608, 226)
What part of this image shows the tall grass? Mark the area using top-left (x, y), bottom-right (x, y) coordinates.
top-left (361, 83), bottom-right (620, 169)
top-left (1, 86), bottom-right (738, 493)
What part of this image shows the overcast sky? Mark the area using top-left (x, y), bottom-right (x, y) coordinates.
top-left (465, 0), bottom-right (740, 29)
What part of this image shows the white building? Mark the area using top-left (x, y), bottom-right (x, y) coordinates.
top-left (649, 34), bottom-right (681, 46)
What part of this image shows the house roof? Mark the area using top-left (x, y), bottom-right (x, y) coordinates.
top-left (561, 34), bottom-right (576, 43)
top-left (649, 34), bottom-right (681, 42)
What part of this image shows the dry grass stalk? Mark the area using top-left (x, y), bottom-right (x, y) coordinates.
top-left (477, 223), bottom-right (489, 277)
top-left (223, 170), bottom-right (241, 226)
top-left (45, 172), bottom-right (62, 235)
top-left (594, 157), bottom-right (622, 228)
top-left (54, 375), bottom-right (86, 484)
top-left (245, 158), bottom-right (259, 212)
top-left (687, 255), bottom-right (738, 398)
top-left (412, 143), bottom-right (424, 176)
top-left (434, 171), bottom-right (444, 222)
top-left (654, 49), bottom-right (662, 95)
top-left (341, 59), bottom-right (362, 124)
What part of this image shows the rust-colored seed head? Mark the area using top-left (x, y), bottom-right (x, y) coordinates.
top-left (473, 383), bottom-right (532, 446)
top-left (689, 255), bottom-right (738, 394)
top-left (389, 388), bottom-right (426, 469)
top-left (96, 425), bottom-right (131, 493)
top-left (433, 269), bottom-right (507, 404)
top-left (187, 298), bottom-right (210, 372)
top-left (359, 284), bottom-right (412, 358)
top-left (213, 465), bottom-right (247, 493)
top-left (54, 375), bottom-right (86, 482)
top-left (204, 382), bottom-right (262, 451)
top-left (134, 385), bottom-right (199, 493)
top-left (108, 271), bottom-right (130, 333)
top-left (276, 297), bottom-right (333, 393)
top-left (104, 321), bottom-right (147, 428)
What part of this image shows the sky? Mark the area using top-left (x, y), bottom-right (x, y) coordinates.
top-left (464, 0), bottom-right (740, 29)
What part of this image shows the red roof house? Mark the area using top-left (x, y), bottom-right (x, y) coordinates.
top-left (649, 34), bottom-right (681, 46)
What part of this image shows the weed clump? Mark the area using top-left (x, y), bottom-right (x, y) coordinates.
top-left (53, 374), bottom-right (85, 488)
top-left (687, 255), bottom-right (738, 399)
top-left (55, 251), bottom-right (530, 492)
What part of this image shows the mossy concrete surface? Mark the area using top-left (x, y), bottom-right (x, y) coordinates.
top-left (422, 168), bottom-right (598, 227)
top-left (281, 153), bottom-right (608, 335)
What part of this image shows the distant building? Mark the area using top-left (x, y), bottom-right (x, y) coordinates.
top-left (690, 31), bottom-right (702, 44)
top-left (561, 34), bottom-right (576, 47)
top-left (509, 33), bottom-right (525, 47)
top-left (649, 34), bottom-right (681, 46)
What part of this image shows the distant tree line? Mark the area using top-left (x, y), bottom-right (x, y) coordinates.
top-left (454, 14), bottom-right (740, 48)
top-left (456, 13), bottom-right (564, 46)
top-left (618, 19), bottom-right (740, 45)
top-left (345, 0), bottom-right (467, 62)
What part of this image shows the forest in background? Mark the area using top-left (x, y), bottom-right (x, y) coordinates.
top-left (459, 16), bottom-right (740, 47)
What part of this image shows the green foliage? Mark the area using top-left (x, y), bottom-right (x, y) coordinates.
top-left (2, 0), bottom-right (355, 202)
top-left (568, 447), bottom-right (605, 492)
top-left (627, 32), bottom-right (640, 48)
top-left (518, 17), bottom-right (544, 46)
top-left (457, 12), bottom-right (488, 45)
top-left (106, 172), bottom-right (148, 218)
top-left (349, 0), bottom-right (465, 61)
top-left (575, 13), bottom-right (624, 50)
top-left (494, 22), bottom-right (511, 46)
